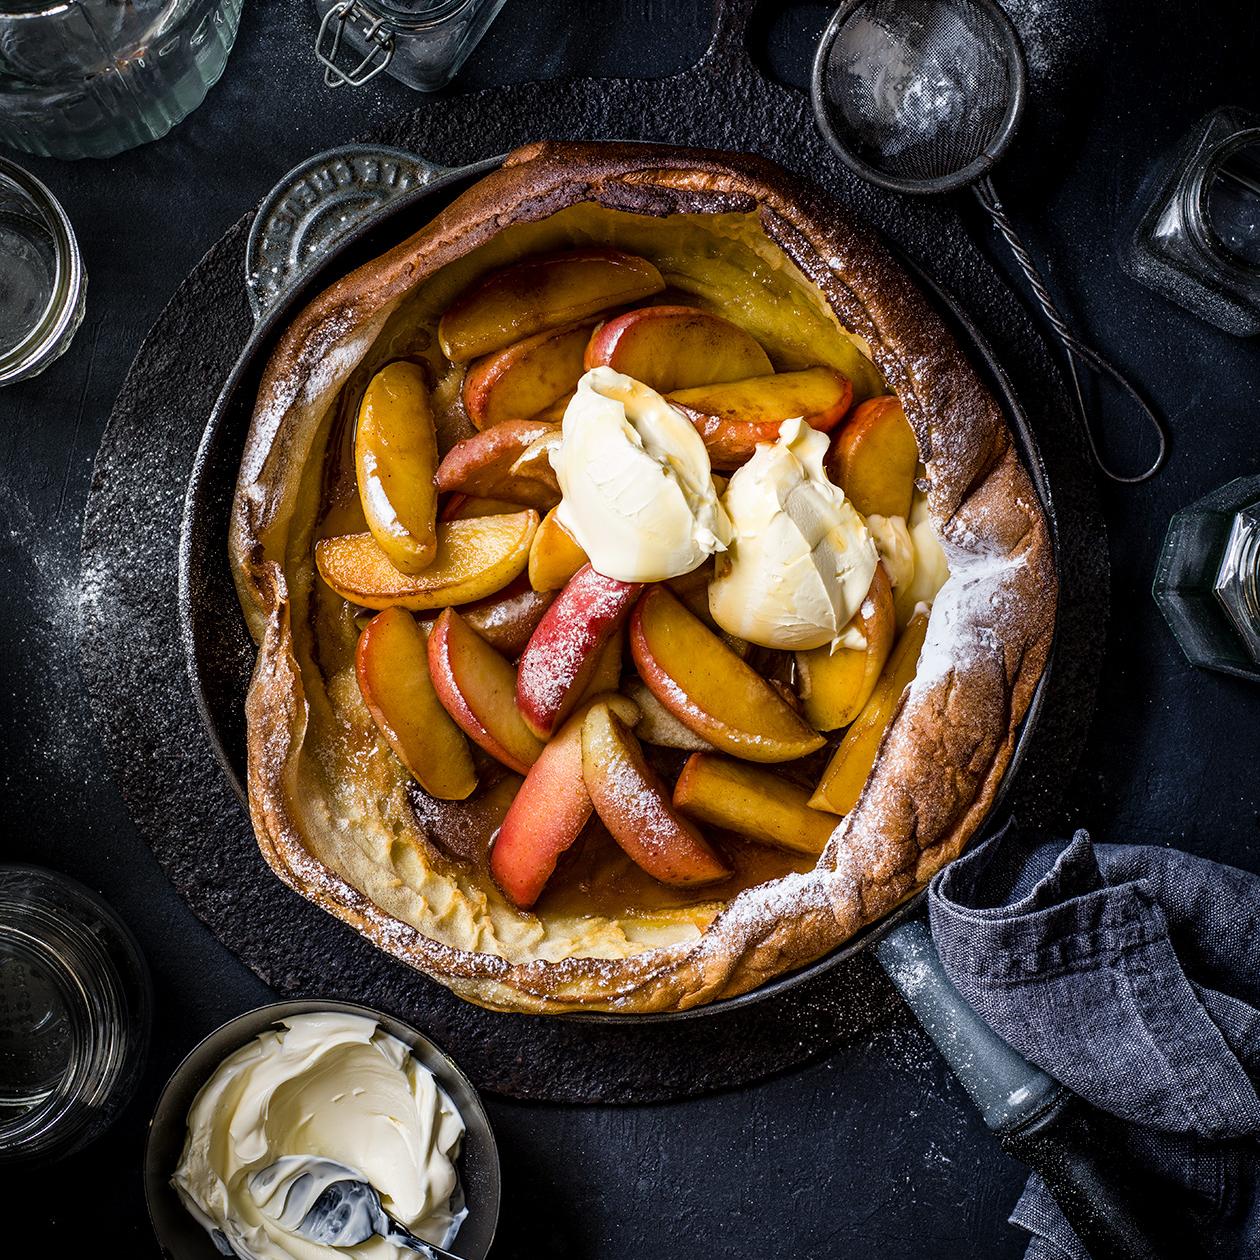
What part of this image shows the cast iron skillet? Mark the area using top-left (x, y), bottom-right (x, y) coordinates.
top-left (179, 145), bottom-right (1053, 1021)
top-left (180, 147), bottom-right (1164, 1259)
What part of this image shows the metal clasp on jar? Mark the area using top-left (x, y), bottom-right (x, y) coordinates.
top-left (315, 1), bottom-right (395, 88)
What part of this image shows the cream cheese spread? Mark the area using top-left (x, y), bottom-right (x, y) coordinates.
top-left (709, 418), bottom-right (878, 650)
top-left (552, 366), bottom-right (731, 582)
top-left (172, 1012), bottom-right (465, 1260)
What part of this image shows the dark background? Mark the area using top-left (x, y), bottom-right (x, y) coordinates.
top-left (2, 1), bottom-right (1258, 1256)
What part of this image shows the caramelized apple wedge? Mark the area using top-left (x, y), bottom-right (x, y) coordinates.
top-left (795, 565), bottom-right (896, 731)
top-left (584, 305), bottom-right (772, 393)
top-left (438, 249), bottom-right (665, 362)
top-left (427, 607), bottom-right (545, 774)
top-left (516, 565), bottom-right (643, 738)
top-left (463, 319), bottom-right (593, 430)
top-left (582, 701), bottom-right (729, 886)
top-left (810, 611), bottom-right (930, 815)
top-left (440, 494), bottom-right (529, 521)
top-left (629, 587), bottom-right (824, 763)
top-left (528, 506), bottom-right (589, 591)
top-left (667, 367), bottom-right (853, 469)
top-left (460, 575), bottom-right (556, 657)
top-left (316, 511), bottom-right (538, 611)
top-left (507, 428), bottom-right (562, 498)
top-left (491, 694), bottom-right (640, 909)
top-left (624, 678), bottom-right (713, 752)
top-left (354, 362), bottom-right (440, 574)
top-left (355, 608), bottom-right (477, 800)
top-left (827, 395), bottom-right (918, 520)
top-left (435, 420), bottom-right (558, 511)
top-left (673, 754), bottom-right (837, 856)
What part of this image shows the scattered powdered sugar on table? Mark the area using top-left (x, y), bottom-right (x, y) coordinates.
top-left (1001, 0), bottom-right (1100, 92)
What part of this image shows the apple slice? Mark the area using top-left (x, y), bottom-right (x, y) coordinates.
top-left (582, 701), bottom-right (729, 885)
top-left (667, 367), bottom-right (853, 469)
top-left (463, 320), bottom-right (593, 430)
top-left (507, 428), bottom-right (562, 498)
top-left (354, 361), bottom-right (440, 574)
top-left (515, 564), bottom-right (643, 738)
top-left (316, 511), bottom-right (538, 611)
top-left (629, 587), bottom-right (825, 763)
top-left (438, 249), bottom-right (665, 362)
top-left (440, 494), bottom-right (529, 521)
top-left (435, 420), bottom-right (558, 510)
top-left (490, 693), bottom-right (640, 909)
top-left (532, 391), bottom-right (574, 423)
top-left (624, 679), bottom-right (713, 752)
top-left (795, 564), bottom-right (896, 731)
top-left (584, 305), bottom-right (772, 393)
top-left (673, 754), bottom-right (837, 856)
top-left (810, 611), bottom-right (929, 815)
top-left (576, 627), bottom-right (623, 704)
top-left (528, 506), bottom-right (589, 591)
top-left (461, 575), bottom-right (556, 657)
top-left (427, 607), bottom-right (545, 774)
top-left (827, 395), bottom-right (919, 520)
top-left (355, 608), bottom-right (477, 800)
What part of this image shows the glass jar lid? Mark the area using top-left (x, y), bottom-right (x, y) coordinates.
top-left (0, 157), bottom-right (86, 385)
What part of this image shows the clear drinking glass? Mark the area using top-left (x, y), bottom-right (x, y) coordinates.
top-left (0, 156), bottom-right (86, 384)
top-left (1153, 475), bottom-right (1260, 683)
top-left (0, 1), bottom-right (245, 160)
top-left (0, 866), bottom-right (151, 1163)
top-left (1126, 107), bottom-right (1260, 337)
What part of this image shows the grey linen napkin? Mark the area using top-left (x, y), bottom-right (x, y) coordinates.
top-left (928, 823), bottom-right (1260, 1260)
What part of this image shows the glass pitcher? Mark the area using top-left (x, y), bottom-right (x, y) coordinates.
top-left (0, 1), bottom-right (244, 160)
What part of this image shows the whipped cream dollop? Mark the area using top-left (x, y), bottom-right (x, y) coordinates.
top-left (552, 367), bottom-right (731, 582)
top-left (709, 418), bottom-right (879, 651)
top-left (172, 1012), bottom-right (466, 1260)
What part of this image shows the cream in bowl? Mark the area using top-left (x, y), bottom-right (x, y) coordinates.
top-left (171, 1011), bottom-right (467, 1259)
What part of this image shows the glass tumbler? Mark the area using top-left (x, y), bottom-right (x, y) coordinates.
top-left (0, 866), bottom-right (151, 1163)
top-left (0, 1), bottom-right (245, 160)
top-left (0, 156), bottom-right (86, 384)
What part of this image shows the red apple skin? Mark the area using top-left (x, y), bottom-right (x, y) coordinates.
top-left (427, 607), bottom-right (544, 775)
top-left (515, 564), bottom-right (643, 739)
top-left (490, 694), bottom-right (639, 910)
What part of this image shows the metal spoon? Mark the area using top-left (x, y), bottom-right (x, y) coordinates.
top-left (250, 1157), bottom-right (464, 1257)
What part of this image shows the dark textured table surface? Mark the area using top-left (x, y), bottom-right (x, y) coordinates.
top-left (2, 1), bottom-right (1257, 1256)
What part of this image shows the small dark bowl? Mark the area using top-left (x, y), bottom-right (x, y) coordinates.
top-left (144, 999), bottom-right (500, 1259)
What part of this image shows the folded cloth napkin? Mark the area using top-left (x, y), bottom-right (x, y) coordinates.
top-left (928, 821), bottom-right (1260, 1260)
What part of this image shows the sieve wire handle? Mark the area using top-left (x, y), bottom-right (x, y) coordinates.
top-left (973, 176), bottom-right (1168, 484)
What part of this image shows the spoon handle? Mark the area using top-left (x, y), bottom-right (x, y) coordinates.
top-left (973, 175), bottom-right (1168, 484)
top-left (384, 1223), bottom-right (462, 1259)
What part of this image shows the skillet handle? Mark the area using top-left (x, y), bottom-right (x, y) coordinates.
top-left (874, 916), bottom-right (1165, 1260)
top-left (244, 145), bottom-right (451, 321)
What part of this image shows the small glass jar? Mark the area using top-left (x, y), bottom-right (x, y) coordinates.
top-left (0, 156), bottom-right (86, 386)
top-left (1153, 475), bottom-right (1260, 682)
top-left (0, 1), bottom-right (244, 160)
top-left (313, 0), bottom-right (507, 92)
top-left (0, 866), bottom-right (151, 1163)
top-left (1126, 107), bottom-right (1260, 336)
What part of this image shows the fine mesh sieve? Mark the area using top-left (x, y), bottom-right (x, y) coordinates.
top-left (812, 0), bottom-right (1167, 483)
